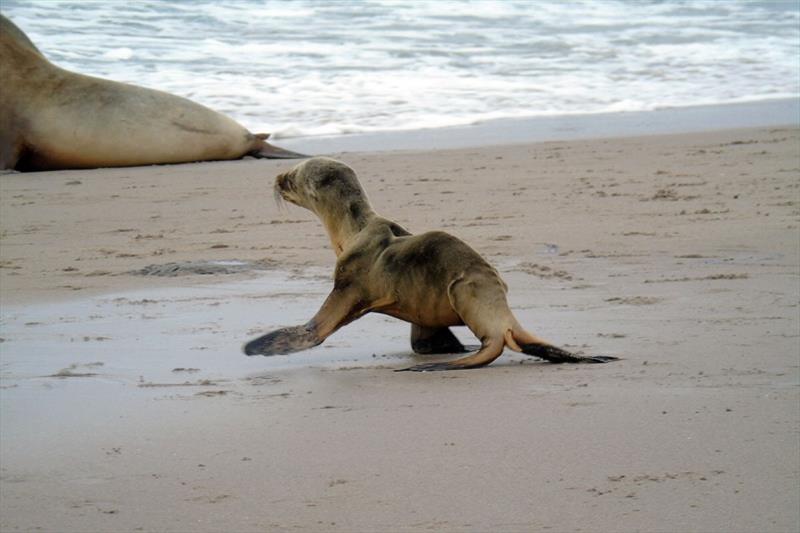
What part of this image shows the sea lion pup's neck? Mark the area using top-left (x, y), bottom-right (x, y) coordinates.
top-left (316, 195), bottom-right (376, 256)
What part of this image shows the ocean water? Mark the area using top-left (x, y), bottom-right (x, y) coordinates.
top-left (3, 0), bottom-right (799, 139)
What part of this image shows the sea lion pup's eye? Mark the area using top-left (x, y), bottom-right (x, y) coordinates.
top-left (316, 170), bottom-right (338, 188)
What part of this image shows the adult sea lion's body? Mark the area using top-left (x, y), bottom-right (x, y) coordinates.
top-left (0, 15), bottom-right (303, 172)
top-left (244, 157), bottom-right (617, 371)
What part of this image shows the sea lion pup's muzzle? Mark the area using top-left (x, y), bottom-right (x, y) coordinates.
top-left (273, 169), bottom-right (301, 207)
top-left (274, 171), bottom-right (292, 195)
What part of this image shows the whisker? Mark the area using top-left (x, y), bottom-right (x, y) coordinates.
top-left (273, 183), bottom-right (287, 212)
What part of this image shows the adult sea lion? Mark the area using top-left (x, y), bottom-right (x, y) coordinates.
top-left (0, 15), bottom-right (304, 172)
top-left (244, 157), bottom-right (618, 371)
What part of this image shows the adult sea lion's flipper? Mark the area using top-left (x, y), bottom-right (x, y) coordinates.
top-left (0, 126), bottom-right (22, 171)
top-left (250, 135), bottom-right (309, 159)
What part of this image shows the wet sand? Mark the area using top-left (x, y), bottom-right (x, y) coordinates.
top-left (1, 126), bottom-right (799, 532)
top-left (277, 98), bottom-right (799, 153)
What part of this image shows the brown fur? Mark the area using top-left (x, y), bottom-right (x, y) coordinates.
top-left (0, 15), bottom-right (303, 172)
top-left (244, 157), bottom-right (617, 371)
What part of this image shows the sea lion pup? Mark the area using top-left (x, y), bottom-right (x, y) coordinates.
top-left (0, 15), bottom-right (304, 172)
top-left (244, 157), bottom-right (618, 371)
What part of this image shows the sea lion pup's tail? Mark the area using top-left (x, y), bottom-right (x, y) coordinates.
top-left (506, 324), bottom-right (618, 364)
top-left (249, 133), bottom-right (308, 159)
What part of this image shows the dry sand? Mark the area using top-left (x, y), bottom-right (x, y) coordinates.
top-left (1, 126), bottom-right (798, 532)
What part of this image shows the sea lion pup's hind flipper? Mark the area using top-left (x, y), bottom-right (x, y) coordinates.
top-left (410, 324), bottom-right (471, 354)
top-left (518, 343), bottom-right (618, 364)
top-left (396, 337), bottom-right (505, 372)
top-left (249, 133), bottom-right (309, 159)
top-left (511, 327), bottom-right (619, 364)
top-left (398, 275), bottom-right (510, 371)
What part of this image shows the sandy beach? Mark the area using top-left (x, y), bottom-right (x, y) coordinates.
top-left (1, 125), bottom-right (798, 532)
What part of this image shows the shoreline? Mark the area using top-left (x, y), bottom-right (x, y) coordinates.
top-left (278, 97), bottom-right (800, 154)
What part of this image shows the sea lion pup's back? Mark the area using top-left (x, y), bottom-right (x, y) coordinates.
top-left (246, 157), bottom-right (618, 371)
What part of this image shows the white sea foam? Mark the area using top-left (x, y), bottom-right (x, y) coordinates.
top-left (3, 0), bottom-right (798, 138)
top-left (102, 47), bottom-right (134, 60)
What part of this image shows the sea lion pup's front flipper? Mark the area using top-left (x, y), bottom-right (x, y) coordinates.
top-left (249, 133), bottom-right (309, 159)
top-left (243, 286), bottom-right (371, 356)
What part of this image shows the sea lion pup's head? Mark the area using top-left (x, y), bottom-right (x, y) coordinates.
top-left (274, 157), bottom-right (377, 256)
top-left (274, 157), bottom-right (373, 221)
